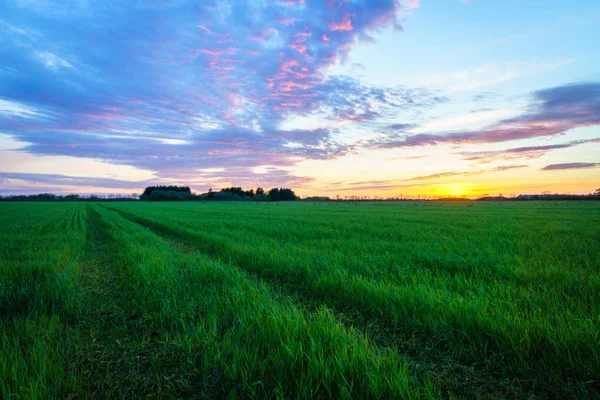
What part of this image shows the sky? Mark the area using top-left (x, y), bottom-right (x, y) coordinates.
top-left (1, 0), bottom-right (599, 198)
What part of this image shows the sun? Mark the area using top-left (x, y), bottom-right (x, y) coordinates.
top-left (438, 183), bottom-right (468, 198)
top-left (449, 184), bottom-right (464, 197)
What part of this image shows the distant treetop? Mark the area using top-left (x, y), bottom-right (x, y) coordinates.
top-left (137, 185), bottom-right (298, 202)
top-left (142, 186), bottom-right (191, 197)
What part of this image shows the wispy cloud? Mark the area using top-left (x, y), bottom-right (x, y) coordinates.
top-left (0, 172), bottom-right (151, 191)
top-left (0, 167), bottom-right (315, 194)
top-left (460, 138), bottom-right (600, 163)
top-left (407, 165), bottom-right (528, 181)
top-left (0, 0), bottom-right (440, 186)
top-left (365, 82), bottom-right (600, 149)
top-left (542, 163), bottom-right (599, 171)
top-left (0, 99), bottom-right (42, 118)
top-left (417, 59), bottom-right (575, 92)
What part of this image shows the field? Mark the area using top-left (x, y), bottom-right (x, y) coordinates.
top-left (1, 201), bottom-right (599, 399)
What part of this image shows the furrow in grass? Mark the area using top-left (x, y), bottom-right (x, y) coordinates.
top-left (108, 205), bottom-right (543, 399)
top-left (103, 204), bottom-right (600, 399)
top-left (89, 204), bottom-right (438, 399)
top-left (103, 203), bottom-right (600, 307)
top-left (72, 205), bottom-right (172, 396)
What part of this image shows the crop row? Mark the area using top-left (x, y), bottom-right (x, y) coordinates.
top-left (1, 203), bottom-right (438, 398)
top-left (105, 201), bottom-right (600, 396)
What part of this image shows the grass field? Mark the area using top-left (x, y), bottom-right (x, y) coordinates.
top-left (1, 201), bottom-right (599, 399)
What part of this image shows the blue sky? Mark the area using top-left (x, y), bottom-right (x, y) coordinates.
top-left (1, 0), bottom-right (599, 197)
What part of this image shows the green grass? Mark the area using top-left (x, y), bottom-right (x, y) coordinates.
top-left (1, 201), bottom-right (599, 398)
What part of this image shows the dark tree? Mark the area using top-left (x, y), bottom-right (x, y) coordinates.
top-left (268, 188), bottom-right (297, 201)
top-left (142, 186), bottom-right (191, 197)
top-left (268, 188), bottom-right (280, 202)
top-left (279, 188), bottom-right (297, 201)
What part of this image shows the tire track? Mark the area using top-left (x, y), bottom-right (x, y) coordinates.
top-left (101, 204), bottom-right (528, 399)
top-left (75, 205), bottom-right (145, 395)
top-left (92, 205), bottom-right (441, 399)
top-left (75, 205), bottom-right (195, 397)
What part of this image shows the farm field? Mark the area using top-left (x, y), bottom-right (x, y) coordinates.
top-left (1, 201), bottom-right (599, 399)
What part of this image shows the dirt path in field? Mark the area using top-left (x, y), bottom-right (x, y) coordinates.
top-left (102, 205), bottom-right (528, 399)
top-left (74, 205), bottom-right (143, 395)
top-left (73, 205), bottom-right (186, 397)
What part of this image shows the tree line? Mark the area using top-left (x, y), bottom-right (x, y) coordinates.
top-left (2, 188), bottom-right (598, 202)
top-left (139, 186), bottom-right (193, 201)
top-left (138, 186), bottom-right (298, 202)
top-left (0, 193), bottom-right (138, 202)
top-left (477, 189), bottom-right (600, 201)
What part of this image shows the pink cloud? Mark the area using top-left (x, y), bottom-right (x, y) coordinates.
top-left (279, 81), bottom-right (310, 92)
top-left (3, 0), bottom-right (416, 183)
top-left (289, 43), bottom-right (308, 54)
top-left (198, 48), bottom-right (235, 56)
top-left (197, 25), bottom-right (217, 35)
top-left (277, 18), bottom-right (296, 26)
top-left (405, 0), bottom-right (420, 9)
top-left (326, 0), bottom-right (350, 7)
top-left (280, 59), bottom-right (300, 73)
top-left (294, 31), bottom-right (312, 38)
top-left (250, 28), bottom-right (278, 42)
top-left (221, 58), bottom-right (243, 64)
top-left (329, 13), bottom-right (354, 31)
top-left (280, 0), bottom-right (305, 6)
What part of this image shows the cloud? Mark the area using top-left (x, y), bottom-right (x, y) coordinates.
top-left (325, 183), bottom-right (414, 192)
top-left (472, 92), bottom-right (498, 102)
top-left (0, 99), bottom-right (42, 118)
top-left (407, 165), bottom-right (527, 181)
top-left (349, 179), bottom-right (393, 185)
top-left (386, 123), bottom-right (418, 131)
top-left (0, 167), bottom-right (315, 194)
top-left (0, 172), bottom-right (150, 190)
top-left (366, 82), bottom-right (600, 149)
top-left (329, 13), bottom-right (354, 31)
top-left (304, 77), bottom-right (445, 124)
top-left (9, 126), bottom-right (352, 175)
top-left (37, 51), bottom-right (73, 69)
top-left (418, 59), bottom-right (575, 92)
top-left (460, 138), bottom-right (600, 163)
top-left (0, 0), bottom-right (438, 188)
top-left (542, 163), bottom-right (599, 171)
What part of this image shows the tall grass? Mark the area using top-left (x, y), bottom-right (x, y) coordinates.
top-left (106, 201), bottom-right (600, 397)
top-left (0, 203), bottom-right (436, 398)
top-left (1, 200), bottom-right (598, 398)
top-left (0, 204), bottom-right (87, 398)
top-left (88, 204), bottom-right (435, 398)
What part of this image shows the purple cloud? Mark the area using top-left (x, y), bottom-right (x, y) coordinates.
top-left (407, 165), bottom-right (528, 181)
top-left (0, 172), bottom-right (150, 191)
top-left (542, 163), bottom-right (599, 171)
top-left (460, 138), bottom-right (600, 163)
top-left (367, 82), bottom-right (600, 149)
top-left (0, 167), bottom-right (315, 195)
top-left (0, 0), bottom-right (439, 189)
